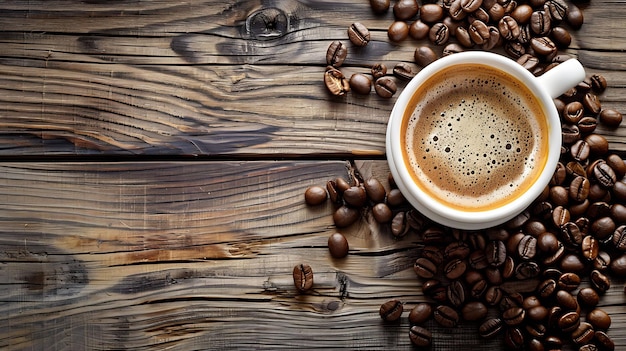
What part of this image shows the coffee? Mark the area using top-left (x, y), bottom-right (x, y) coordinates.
top-left (402, 63), bottom-right (549, 212)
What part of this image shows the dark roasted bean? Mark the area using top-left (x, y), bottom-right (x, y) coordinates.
top-left (433, 305), bottom-right (459, 327)
top-left (414, 46), bottom-right (438, 67)
top-left (530, 10), bottom-right (551, 35)
top-left (374, 77), bottom-right (397, 98)
top-left (429, 22), bottom-right (450, 45)
top-left (328, 232), bottom-right (349, 258)
top-left (393, 0), bottom-right (419, 20)
top-left (409, 303), bottom-right (432, 325)
top-left (388, 21), bottom-right (409, 42)
top-left (326, 41), bottom-right (348, 67)
top-left (349, 73), bottom-right (372, 95)
top-left (293, 263), bottom-right (314, 292)
top-left (414, 257), bottom-right (437, 279)
top-left (409, 325), bottom-right (432, 347)
top-left (392, 62), bottom-right (415, 80)
top-left (347, 22), bottom-right (371, 46)
top-left (371, 63), bottom-right (387, 79)
top-left (379, 299), bottom-right (403, 322)
top-left (479, 317), bottom-right (503, 339)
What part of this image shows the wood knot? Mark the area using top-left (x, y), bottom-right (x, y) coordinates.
top-left (244, 8), bottom-right (289, 40)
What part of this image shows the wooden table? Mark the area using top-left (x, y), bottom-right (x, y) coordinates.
top-left (1, 1), bottom-right (625, 350)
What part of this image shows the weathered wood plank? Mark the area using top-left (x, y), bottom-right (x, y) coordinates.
top-left (0, 160), bottom-right (625, 350)
top-left (0, 0), bottom-right (625, 156)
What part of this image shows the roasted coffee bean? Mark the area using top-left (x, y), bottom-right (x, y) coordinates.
top-left (582, 235), bottom-right (599, 261)
top-left (593, 161), bottom-right (617, 188)
top-left (388, 21), bottom-right (409, 41)
top-left (324, 66), bottom-right (350, 96)
top-left (505, 41), bottom-right (526, 58)
top-left (527, 305), bottom-right (549, 322)
top-left (392, 62), bottom-right (415, 80)
top-left (486, 3), bottom-right (505, 22)
top-left (537, 232), bottom-right (559, 253)
top-left (613, 181), bottom-right (626, 202)
top-left (443, 43), bottom-right (464, 56)
top-left (504, 327), bottom-right (525, 350)
top-left (461, 301), bottom-right (487, 321)
top-left (333, 205), bottom-right (360, 227)
top-left (530, 36), bottom-right (557, 57)
top-left (572, 322), bottom-right (595, 346)
top-left (612, 204), bottom-right (626, 223)
top-left (526, 323), bottom-right (547, 340)
top-left (414, 257), bottom-right (437, 279)
top-left (481, 25), bottom-right (500, 50)
top-left (578, 116), bottom-right (598, 134)
top-left (585, 134), bottom-right (609, 156)
top-left (349, 73), bottom-right (372, 95)
top-left (343, 186), bottom-right (367, 207)
top-left (363, 178), bottom-right (386, 203)
top-left (470, 5), bottom-right (490, 22)
top-left (414, 46), bottom-right (438, 67)
top-left (530, 10), bottom-right (551, 35)
top-left (613, 225), bottom-right (626, 251)
top-left (469, 20), bottom-right (490, 45)
top-left (561, 253), bottom-right (586, 273)
top-left (347, 22), bottom-right (370, 47)
top-left (484, 285), bottom-right (504, 306)
top-left (527, 338), bottom-right (544, 351)
top-left (379, 299), bottom-right (403, 322)
top-left (433, 305), bottom-right (459, 328)
top-left (498, 16), bottom-right (520, 40)
top-left (558, 311), bottom-right (581, 333)
top-left (409, 303), bottom-right (432, 325)
top-left (429, 22), bottom-right (450, 45)
top-left (421, 3), bottom-right (445, 22)
top-left (326, 41), bottom-right (348, 67)
top-left (545, 335), bottom-right (564, 349)
top-left (563, 101), bottom-right (585, 124)
top-left (595, 330), bottom-right (615, 351)
top-left (393, 0), bottom-right (419, 20)
top-left (591, 216), bottom-right (615, 240)
top-left (553, 206), bottom-right (571, 227)
top-left (583, 92), bottom-right (602, 115)
top-left (479, 317), bottom-right (503, 339)
top-left (445, 241), bottom-right (471, 259)
top-left (562, 124), bottom-right (581, 144)
top-left (517, 53), bottom-right (540, 71)
top-left (611, 253), bottom-right (626, 276)
top-left (543, 241), bottom-right (565, 266)
top-left (409, 20), bottom-right (430, 40)
top-left (543, 267), bottom-right (563, 280)
top-left (561, 221), bottom-right (583, 247)
top-left (422, 279), bottom-right (447, 302)
top-left (455, 26), bottom-right (474, 47)
top-left (537, 278), bottom-right (557, 298)
top-left (374, 77), bottom-right (397, 98)
top-left (512, 4), bottom-right (533, 23)
top-left (391, 212), bottom-right (410, 237)
top-left (556, 289), bottom-right (579, 312)
top-left (551, 26), bottom-right (571, 48)
top-left (444, 258), bottom-right (467, 280)
top-left (515, 261), bottom-right (540, 279)
top-left (590, 74), bottom-right (607, 93)
top-left (372, 203), bottom-right (392, 223)
top-left (503, 307), bottom-right (526, 326)
top-left (500, 293), bottom-right (523, 311)
top-left (558, 272), bottom-right (581, 291)
top-left (593, 251), bottom-right (611, 271)
top-left (551, 162), bottom-right (567, 185)
top-left (567, 3), bottom-right (584, 29)
top-left (587, 308), bottom-right (611, 330)
top-left (486, 240), bottom-right (507, 267)
top-left (422, 246), bottom-right (444, 265)
top-left (328, 232), bottom-right (349, 258)
top-left (469, 250), bottom-right (489, 270)
top-left (544, 0), bottom-right (568, 21)
top-left (533, 200), bottom-right (553, 219)
top-left (577, 287), bottom-right (600, 308)
top-left (517, 234), bottom-right (537, 260)
top-left (485, 266), bottom-right (503, 285)
top-left (567, 161), bottom-right (587, 178)
top-left (590, 269), bottom-right (611, 293)
top-left (570, 176), bottom-right (591, 202)
top-left (599, 108), bottom-right (622, 128)
top-left (550, 185), bottom-right (569, 206)
top-left (548, 305), bottom-right (563, 330)
top-left (293, 263), bottom-right (314, 292)
top-left (409, 325), bottom-right (432, 347)
top-left (447, 280), bottom-right (466, 307)
top-left (370, 0), bottom-right (390, 14)
top-left (571, 140), bottom-right (590, 162)
top-left (371, 63), bottom-right (387, 79)
top-left (471, 278), bottom-right (488, 299)
top-left (304, 185), bottom-right (327, 205)
top-left (448, 0), bottom-right (466, 21)
top-left (326, 179), bottom-right (340, 204)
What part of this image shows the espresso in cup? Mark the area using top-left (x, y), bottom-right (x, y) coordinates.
top-left (402, 64), bottom-right (549, 212)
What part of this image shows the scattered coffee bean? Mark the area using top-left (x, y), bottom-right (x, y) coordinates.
top-left (414, 46), bottom-right (438, 67)
top-left (328, 232), bottom-right (349, 258)
top-left (433, 305), bottom-right (459, 328)
top-left (379, 299), bottom-right (403, 322)
top-left (600, 108), bottom-right (623, 128)
top-left (409, 325), bottom-right (432, 347)
top-left (293, 263), bottom-right (314, 292)
top-left (304, 185), bottom-right (327, 205)
top-left (370, 0), bottom-right (390, 14)
top-left (324, 66), bottom-right (350, 96)
top-left (409, 302), bottom-right (432, 325)
top-left (349, 73), bottom-right (371, 95)
top-left (347, 22), bottom-right (371, 46)
top-left (388, 21), bottom-right (409, 42)
top-left (374, 77), bottom-right (397, 98)
top-left (392, 62), bottom-right (415, 80)
top-left (393, 0), bottom-right (419, 20)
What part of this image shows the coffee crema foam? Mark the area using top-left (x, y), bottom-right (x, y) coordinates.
top-left (402, 64), bottom-right (549, 212)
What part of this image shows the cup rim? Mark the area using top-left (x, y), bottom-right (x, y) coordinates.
top-left (386, 51), bottom-right (562, 229)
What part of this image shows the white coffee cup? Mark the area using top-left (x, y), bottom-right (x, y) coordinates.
top-left (386, 52), bottom-right (586, 230)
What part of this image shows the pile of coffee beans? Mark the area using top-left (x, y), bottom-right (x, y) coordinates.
top-left (311, 0), bottom-right (626, 349)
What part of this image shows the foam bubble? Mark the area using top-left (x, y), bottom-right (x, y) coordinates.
top-left (404, 64), bottom-right (548, 211)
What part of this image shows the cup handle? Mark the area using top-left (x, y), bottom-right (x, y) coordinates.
top-left (536, 59), bottom-right (586, 99)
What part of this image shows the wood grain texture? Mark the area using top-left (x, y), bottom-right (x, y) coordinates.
top-left (0, 0), bottom-right (625, 156)
top-left (0, 160), bottom-right (624, 350)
